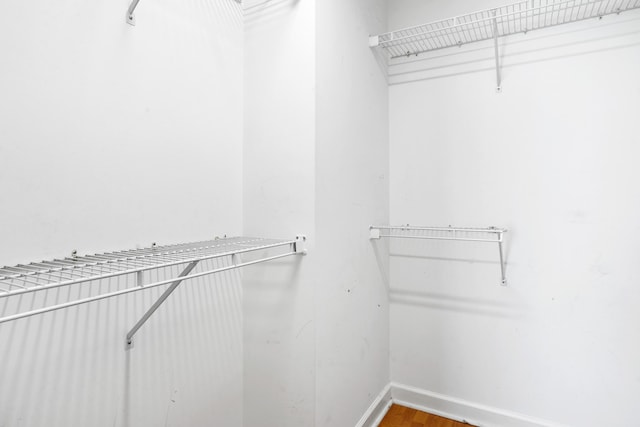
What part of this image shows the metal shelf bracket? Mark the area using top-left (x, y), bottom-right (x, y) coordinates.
top-left (370, 225), bottom-right (508, 286)
top-left (492, 10), bottom-right (502, 92)
top-left (294, 235), bottom-right (308, 255)
top-left (369, 227), bottom-right (381, 239)
top-left (126, 0), bottom-right (141, 25)
top-left (126, 260), bottom-right (199, 348)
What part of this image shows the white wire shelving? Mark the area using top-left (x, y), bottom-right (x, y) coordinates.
top-left (126, 0), bottom-right (243, 25)
top-left (370, 225), bottom-right (508, 285)
top-left (369, 0), bottom-right (640, 89)
top-left (0, 235), bottom-right (306, 346)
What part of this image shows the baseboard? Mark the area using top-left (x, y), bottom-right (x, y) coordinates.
top-left (390, 383), bottom-right (569, 427)
top-left (355, 383), bottom-right (393, 427)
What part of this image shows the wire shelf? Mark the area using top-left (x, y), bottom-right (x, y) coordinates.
top-left (0, 236), bottom-right (307, 333)
top-left (370, 225), bottom-right (508, 285)
top-left (370, 0), bottom-right (640, 58)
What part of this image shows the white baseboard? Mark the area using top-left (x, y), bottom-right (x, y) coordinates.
top-left (390, 383), bottom-right (569, 427)
top-left (355, 383), bottom-right (393, 427)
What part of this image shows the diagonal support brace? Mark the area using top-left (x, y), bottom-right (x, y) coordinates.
top-left (126, 0), bottom-right (141, 25)
top-left (498, 237), bottom-right (507, 286)
top-left (126, 260), bottom-right (199, 348)
top-left (492, 11), bottom-right (502, 92)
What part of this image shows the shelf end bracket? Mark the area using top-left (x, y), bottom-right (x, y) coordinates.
top-left (369, 226), bottom-right (381, 240)
top-left (294, 235), bottom-right (308, 256)
top-left (126, 260), bottom-right (199, 349)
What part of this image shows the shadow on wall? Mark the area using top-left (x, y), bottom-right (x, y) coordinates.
top-left (0, 257), bottom-right (243, 427)
top-left (369, 230), bottom-right (511, 295)
top-left (389, 288), bottom-right (526, 319)
top-left (369, 239), bottom-right (391, 292)
top-left (371, 42), bottom-right (390, 86)
top-left (243, 0), bottom-right (301, 22)
top-left (151, 0), bottom-right (242, 28)
top-left (385, 13), bottom-right (640, 86)
top-left (242, 253), bottom-right (304, 296)
top-left (382, 235), bottom-right (523, 318)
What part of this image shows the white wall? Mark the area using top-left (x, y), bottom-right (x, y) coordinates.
top-left (388, 1), bottom-right (640, 426)
top-left (315, 1), bottom-right (390, 426)
top-left (0, 260), bottom-right (244, 427)
top-left (0, 0), bottom-right (243, 266)
top-left (0, 0), bottom-right (245, 426)
top-left (242, 1), bottom-right (317, 426)
top-left (243, 1), bottom-right (390, 426)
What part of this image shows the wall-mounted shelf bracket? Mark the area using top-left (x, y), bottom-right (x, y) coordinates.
top-left (492, 10), bottom-right (502, 92)
top-left (369, 227), bottom-right (381, 239)
top-left (126, 260), bottom-right (199, 348)
top-left (126, 0), bottom-right (141, 25)
top-left (294, 235), bottom-right (308, 255)
top-left (370, 225), bottom-right (508, 285)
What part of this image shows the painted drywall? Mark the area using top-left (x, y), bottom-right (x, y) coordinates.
top-left (0, 260), bottom-right (244, 427)
top-left (243, 1), bottom-right (390, 426)
top-left (387, 1), bottom-right (640, 426)
top-left (0, 0), bottom-right (244, 426)
top-left (0, 0), bottom-right (243, 266)
top-left (242, 1), bottom-right (317, 426)
top-left (315, 1), bottom-right (390, 426)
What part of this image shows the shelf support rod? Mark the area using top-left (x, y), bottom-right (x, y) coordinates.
top-left (126, 260), bottom-right (199, 348)
top-left (126, 0), bottom-right (141, 26)
top-left (492, 11), bottom-right (502, 92)
top-left (498, 233), bottom-right (507, 286)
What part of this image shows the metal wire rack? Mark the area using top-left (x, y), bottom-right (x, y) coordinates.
top-left (370, 225), bottom-right (508, 285)
top-left (370, 0), bottom-right (640, 89)
top-left (0, 236), bottom-right (307, 345)
top-left (127, 0), bottom-right (243, 25)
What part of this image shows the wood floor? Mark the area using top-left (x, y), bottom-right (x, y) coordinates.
top-left (378, 404), bottom-right (474, 427)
